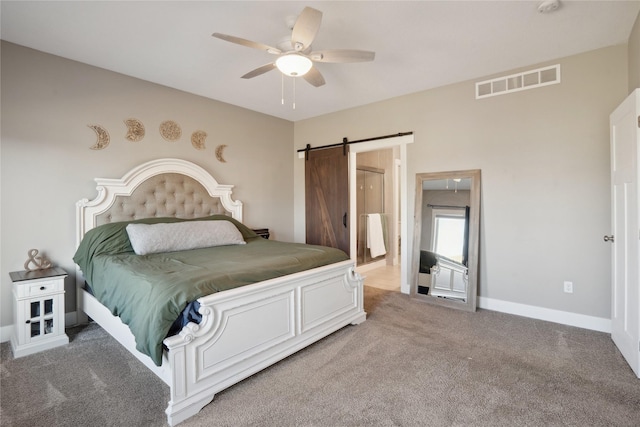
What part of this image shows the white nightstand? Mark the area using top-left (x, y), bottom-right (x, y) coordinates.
top-left (10, 267), bottom-right (69, 358)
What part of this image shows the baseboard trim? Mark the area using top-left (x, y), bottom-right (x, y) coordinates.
top-left (66, 311), bottom-right (78, 328)
top-left (1, 311), bottom-right (81, 343)
top-left (478, 296), bottom-right (611, 333)
top-left (0, 325), bottom-right (13, 343)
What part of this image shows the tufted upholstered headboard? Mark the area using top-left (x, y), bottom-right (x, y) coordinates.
top-left (76, 158), bottom-right (243, 247)
top-left (94, 173), bottom-right (230, 226)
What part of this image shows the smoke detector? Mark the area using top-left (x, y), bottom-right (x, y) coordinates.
top-left (538, 0), bottom-right (560, 13)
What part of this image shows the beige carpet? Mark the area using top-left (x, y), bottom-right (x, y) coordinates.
top-left (2, 286), bottom-right (639, 426)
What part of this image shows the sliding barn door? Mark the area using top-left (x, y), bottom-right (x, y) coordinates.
top-left (305, 146), bottom-right (350, 255)
top-left (609, 89), bottom-right (639, 378)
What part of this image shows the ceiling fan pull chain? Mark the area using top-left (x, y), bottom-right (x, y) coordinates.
top-left (293, 77), bottom-right (296, 110)
top-left (281, 73), bottom-right (285, 105)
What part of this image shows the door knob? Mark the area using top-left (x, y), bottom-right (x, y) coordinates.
top-left (604, 235), bottom-right (614, 242)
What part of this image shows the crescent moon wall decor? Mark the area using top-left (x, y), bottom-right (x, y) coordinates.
top-left (88, 124), bottom-right (110, 150)
top-left (191, 130), bottom-right (207, 150)
top-left (215, 144), bottom-right (228, 163)
top-left (124, 118), bottom-right (145, 142)
top-left (159, 120), bottom-right (181, 141)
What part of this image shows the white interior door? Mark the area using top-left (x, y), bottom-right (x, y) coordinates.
top-left (609, 89), bottom-right (640, 378)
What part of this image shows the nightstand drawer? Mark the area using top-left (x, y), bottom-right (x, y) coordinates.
top-left (14, 279), bottom-right (64, 298)
top-left (28, 280), bottom-right (63, 296)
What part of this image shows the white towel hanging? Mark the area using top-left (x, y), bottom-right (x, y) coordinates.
top-left (367, 213), bottom-right (386, 258)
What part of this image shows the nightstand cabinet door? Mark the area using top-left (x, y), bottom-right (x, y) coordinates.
top-left (19, 295), bottom-right (62, 343)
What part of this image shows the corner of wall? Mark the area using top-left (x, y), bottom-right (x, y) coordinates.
top-left (629, 10), bottom-right (640, 92)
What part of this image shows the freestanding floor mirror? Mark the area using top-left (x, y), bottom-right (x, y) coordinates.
top-left (411, 169), bottom-right (481, 312)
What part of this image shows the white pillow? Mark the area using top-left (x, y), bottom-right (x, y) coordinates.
top-left (126, 220), bottom-right (246, 255)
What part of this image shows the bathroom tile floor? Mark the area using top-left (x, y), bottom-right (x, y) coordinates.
top-left (359, 264), bottom-right (400, 291)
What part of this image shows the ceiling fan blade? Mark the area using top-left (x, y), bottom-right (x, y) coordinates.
top-left (291, 7), bottom-right (322, 50)
top-left (303, 66), bottom-right (325, 87)
top-left (241, 63), bottom-right (276, 79)
top-left (310, 49), bottom-right (375, 63)
top-left (212, 33), bottom-right (281, 54)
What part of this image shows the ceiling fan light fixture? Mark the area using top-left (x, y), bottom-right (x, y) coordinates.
top-left (276, 54), bottom-right (312, 77)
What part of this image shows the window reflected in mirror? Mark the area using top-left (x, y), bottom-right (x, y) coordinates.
top-left (431, 207), bottom-right (467, 264)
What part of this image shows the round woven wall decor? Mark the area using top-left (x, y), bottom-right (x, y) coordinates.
top-left (159, 120), bottom-right (182, 141)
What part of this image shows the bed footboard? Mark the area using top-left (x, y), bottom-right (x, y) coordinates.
top-left (430, 257), bottom-right (468, 301)
top-left (163, 260), bottom-right (365, 426)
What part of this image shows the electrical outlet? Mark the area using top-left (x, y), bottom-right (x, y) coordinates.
top-left (564, 281), bottom-right (573, 294)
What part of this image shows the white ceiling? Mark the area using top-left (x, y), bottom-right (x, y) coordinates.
top-left (2, 1), bottom-right (638, 122)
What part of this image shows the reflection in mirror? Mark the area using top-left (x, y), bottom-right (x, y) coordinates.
top-left (411, 170), bottom-right (481, 312)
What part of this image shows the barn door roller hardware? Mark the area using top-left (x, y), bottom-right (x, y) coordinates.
top-left (300, 132), bottom-right (413, 160)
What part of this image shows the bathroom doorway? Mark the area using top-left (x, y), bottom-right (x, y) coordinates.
top-left (356, 166), bottom-right (386, 265)
top-left (355, 148), bottom-right (399, 271)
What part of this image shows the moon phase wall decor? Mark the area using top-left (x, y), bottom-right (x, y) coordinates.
top-left (215, 144), bottom-right (228, 163)
top-left (191, 130), bottom-right (207, 150)
top-left (159, 120), bottom-right (182, 141)
top-left (88, 124), bottom-right (110, 150)
top-left (124, 118), bottom-right (145, 142)
top-left (87, 120), bottom-right (221, 157)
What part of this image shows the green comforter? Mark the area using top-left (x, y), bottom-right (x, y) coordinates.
top-left (74, 216), bottom-right (349, 366)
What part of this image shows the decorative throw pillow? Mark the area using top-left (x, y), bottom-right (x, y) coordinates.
top-left (126, 220), bottom-right (246, 255)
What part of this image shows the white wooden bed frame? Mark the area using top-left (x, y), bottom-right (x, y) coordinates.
top-left (75, 158), bottom-right (366, 425)
top-left (429, 257), bottom-right (468, 301)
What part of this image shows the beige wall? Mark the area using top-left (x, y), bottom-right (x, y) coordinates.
top-left (0, 42), bottom-right (294, 330)
top-left (294, 45), bottom-right (628, 320)
top-left (629, 10), bottom-right (640, 91)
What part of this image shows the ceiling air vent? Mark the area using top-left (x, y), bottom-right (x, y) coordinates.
top-left (475, 64), bottom-right (560, 99)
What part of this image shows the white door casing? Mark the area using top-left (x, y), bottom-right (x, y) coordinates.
top-left (609, 89), bottom-right (640, 378)
top-left (348, 134), bottom-right (414, 293)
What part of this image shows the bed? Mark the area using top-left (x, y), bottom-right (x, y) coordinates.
top-left (74, 158), bottom-right (366, 426)
top-left (419, 250), bottom-right (468, 301)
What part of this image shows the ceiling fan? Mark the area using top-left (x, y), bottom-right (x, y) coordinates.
top-left (212, 6), bottom-right (375, 87)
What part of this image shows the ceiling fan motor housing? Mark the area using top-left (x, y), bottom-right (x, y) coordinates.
top-left (538, 0), bottom-right (560, 13)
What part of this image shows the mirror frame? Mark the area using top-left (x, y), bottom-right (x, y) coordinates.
top-left (411, 169), bottom-right (481, 312)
